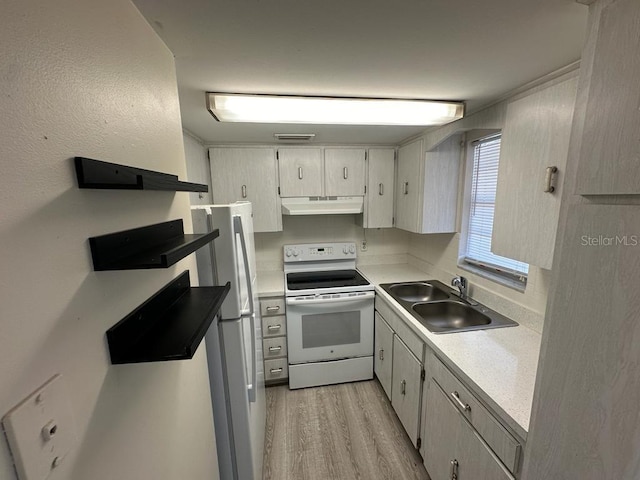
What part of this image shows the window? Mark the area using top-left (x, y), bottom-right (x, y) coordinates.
top-left (462, 134), bottom-right (528, 285)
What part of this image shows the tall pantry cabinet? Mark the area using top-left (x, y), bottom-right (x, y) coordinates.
top-left (522, 0), bottom-right (640, 478)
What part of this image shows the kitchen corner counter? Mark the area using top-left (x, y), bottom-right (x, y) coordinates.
top-left (257, 270), bottom-right (285, 297)
top-left (358, 263), bottom-right (541, 440)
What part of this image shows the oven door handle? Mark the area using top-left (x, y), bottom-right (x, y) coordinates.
top-left (286, 291), bottom-right (374, 306)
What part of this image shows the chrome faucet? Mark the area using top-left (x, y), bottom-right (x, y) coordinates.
top-left (451, 276), bottom-right (469, 299)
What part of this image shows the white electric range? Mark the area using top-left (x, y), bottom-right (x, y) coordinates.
top-left (283, 242), bottom-right (374, 389)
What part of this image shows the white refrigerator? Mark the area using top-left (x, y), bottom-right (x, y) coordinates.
top-left (191, 202), bottom-right (265, 480)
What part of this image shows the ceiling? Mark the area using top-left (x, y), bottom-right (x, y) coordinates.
top-left (132, 0), bottom-right (588, 145)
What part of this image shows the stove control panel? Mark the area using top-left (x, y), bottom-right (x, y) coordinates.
top-left (284, 242), bottom-right (357, 262)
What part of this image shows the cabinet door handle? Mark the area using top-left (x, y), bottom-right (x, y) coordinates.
top-left (266, 306), bottom-right (280, 313)
top-left (343, 167), bottom-right (348, 179)
top-left (451, 391), bottom-right (471, 412)
top-left (269, 346), bottom-right (282, 353)
top-left (404, 182), bottom-right (409, 195)
top-left (401, 379), bottom-right (406, 395)
top-left (379, 349), bottom-right (384, 361)
top-left (544, 166), bottom-right (558, 193)
top-left (267, 324), bottom-right (281, 331)
top-left (241, 184), bottom-right (247, 198)
top-left (298, 167), bottom-right (303, 180)
top-left (270, 368), bottom-right (283, 374)
top-left (450, 459), bottom-right (459, 480)
top-left (379, 183), bottom-right (384, 196)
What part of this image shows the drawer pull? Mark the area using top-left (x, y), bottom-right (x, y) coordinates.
top-left (379, 348), bottom-right (384, 361)
top-left (267, 324), bottom-right (282, 331)
top-left (544, 166), bottom-right (558, 193)
top-left (451, 391), bottom-right (471, 412)
top-left (401, 379), bottom-right (406, 395)
top-left (450, 459), bottom-right (459, 480)
top-left (270, 368), bottom-right (283, 374)
top-left (269, 346), bottom-right (282, 353)
top-left (266, 306), bottom-right (281, 313)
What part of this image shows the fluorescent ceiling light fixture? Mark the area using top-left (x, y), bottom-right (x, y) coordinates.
top-left (207, 93), bottom-right (464, 126)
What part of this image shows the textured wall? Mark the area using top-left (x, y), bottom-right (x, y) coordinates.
top-left (0, 1), bottom-right (218, 479)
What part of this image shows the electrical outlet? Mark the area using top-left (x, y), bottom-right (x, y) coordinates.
top-left (2, 375), bottom-right (76, 480)
top-left (361, 240), bottom-right (368, 251)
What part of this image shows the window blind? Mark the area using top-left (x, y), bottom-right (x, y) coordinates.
top-left (464, 135), bottom-right (529, 280)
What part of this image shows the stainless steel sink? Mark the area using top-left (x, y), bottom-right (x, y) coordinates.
top-left (388, 282), bottom-right (450, 302)
top-left (412, 301), bottom-right (491, 333)
top-left (379, 280), bottom-right (518, 334)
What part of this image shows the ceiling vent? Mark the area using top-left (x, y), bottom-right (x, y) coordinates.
top-left (274, 133), bottom-right (316, 142)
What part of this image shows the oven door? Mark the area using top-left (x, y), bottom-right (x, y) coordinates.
top-left (286, 291), bottom-right (374, 364)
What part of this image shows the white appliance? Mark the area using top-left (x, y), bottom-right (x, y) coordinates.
top-left (284, 242), bottom-right (375, 389)
top-left (191, 202), bottom-right (265, 480)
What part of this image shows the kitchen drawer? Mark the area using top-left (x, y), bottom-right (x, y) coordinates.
top-left (260, 297), bottom-right (285, 317)
top-left (426, 351), bottom-right (521, 474)
top-left (265, 358), bottom-right (288, 382)
top-left (262, 314), bottom-right (286, 338)
top-left (375, 296), bottom-right (424, 360)
top-left (263, 336), bottom-right (287, 359)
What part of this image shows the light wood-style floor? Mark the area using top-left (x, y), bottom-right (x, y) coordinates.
top-left (263, 379), bottom-right (430, 480)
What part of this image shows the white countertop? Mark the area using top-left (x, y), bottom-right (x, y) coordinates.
top-left (257, 270), bottom-right (285, 297)
top-left (358, 263), bottom-right (541, 440)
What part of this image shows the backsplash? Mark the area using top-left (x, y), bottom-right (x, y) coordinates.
top-left (254, 215), bottom-right (410, 271)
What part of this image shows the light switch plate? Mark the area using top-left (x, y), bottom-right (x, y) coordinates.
top-left (2, 375), bottom-right (76, 480)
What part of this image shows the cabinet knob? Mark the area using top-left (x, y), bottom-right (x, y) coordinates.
top-left (401, 379), bottom-right (406, 395)
top-left (379, 349), bottom-right (384, 361)
top-left (379, 183), bottom-right (384, 196)
top-left (298, 167), bottom-right (303, 180)
top-left (241, 184), bottom-right (247, 198)
top-left (404, 182), bottom-right (409, 195)
top-left (343, 167), bottom-right (348, 179)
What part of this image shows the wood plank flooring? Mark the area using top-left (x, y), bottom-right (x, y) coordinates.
top-left (263, 379), bottom-right (430, 480)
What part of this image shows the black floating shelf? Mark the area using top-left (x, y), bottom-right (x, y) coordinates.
top-left (75, 157), bottom-right (208, 192)
top-left (107, 271), bottom-right (230, 364)
top-left (89, 219), bottom-right (218, 271)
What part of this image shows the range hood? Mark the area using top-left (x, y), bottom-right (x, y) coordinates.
top-left (281, 196), bottom-right (364, 215)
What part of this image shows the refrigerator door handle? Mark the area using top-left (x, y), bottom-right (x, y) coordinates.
top-left (247, 314), bottom-right (257, 403)
top-left (233, 215), bottom-right (254, 316)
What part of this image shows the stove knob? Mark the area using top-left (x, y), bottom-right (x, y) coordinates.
top-left (293, 249), bottom-right (299, 257)
top-left (349, 244), bottom-right (356, 254)
top-left (343, 246), bottom-right (349, 254)
top-left (285, 248), bottom-right (292, 257)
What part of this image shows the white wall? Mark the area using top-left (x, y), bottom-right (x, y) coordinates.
top-left (183, 131), bottom-right (213, 205)
top-left (0, 1), bottom-right (218, 479)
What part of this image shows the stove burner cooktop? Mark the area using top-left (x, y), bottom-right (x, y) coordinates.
top-left (286, 269), bottom-right (370, 291)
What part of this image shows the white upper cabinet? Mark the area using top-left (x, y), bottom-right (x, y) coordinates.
top-left (323, 148), bottom-right (366, 196)
top-left (277, 148), bottom-right (323, 197)
top-left (395, 136), bottom-right (460, 234)
top-left (575, 0), bottom-right (640, 195)
top-left (492, 76), bottom-right (578, 269)
top-left (395, 139), bottom-right (422, 232)
top-left (209, 147), bottom-right (282, 232)
top-left (359, 148), bottom-right (395, 228)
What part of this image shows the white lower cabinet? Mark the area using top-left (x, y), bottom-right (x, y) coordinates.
top-left (261, 295), bottom-right (288, 385)
top-left (374, 312), bottom-right (394, 399)
top-left (375, 299), bottom-right (425, 449)
top-left (422, 379), bottom-right (514, 480)
top-left (391, 335), bottom-right (423, 448)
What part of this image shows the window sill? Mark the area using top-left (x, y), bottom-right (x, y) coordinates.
top-left (457, 260), bottom-right (526, 293)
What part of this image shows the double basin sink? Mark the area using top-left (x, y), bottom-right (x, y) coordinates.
top-left (380, 280), bottom-right (518, 334)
